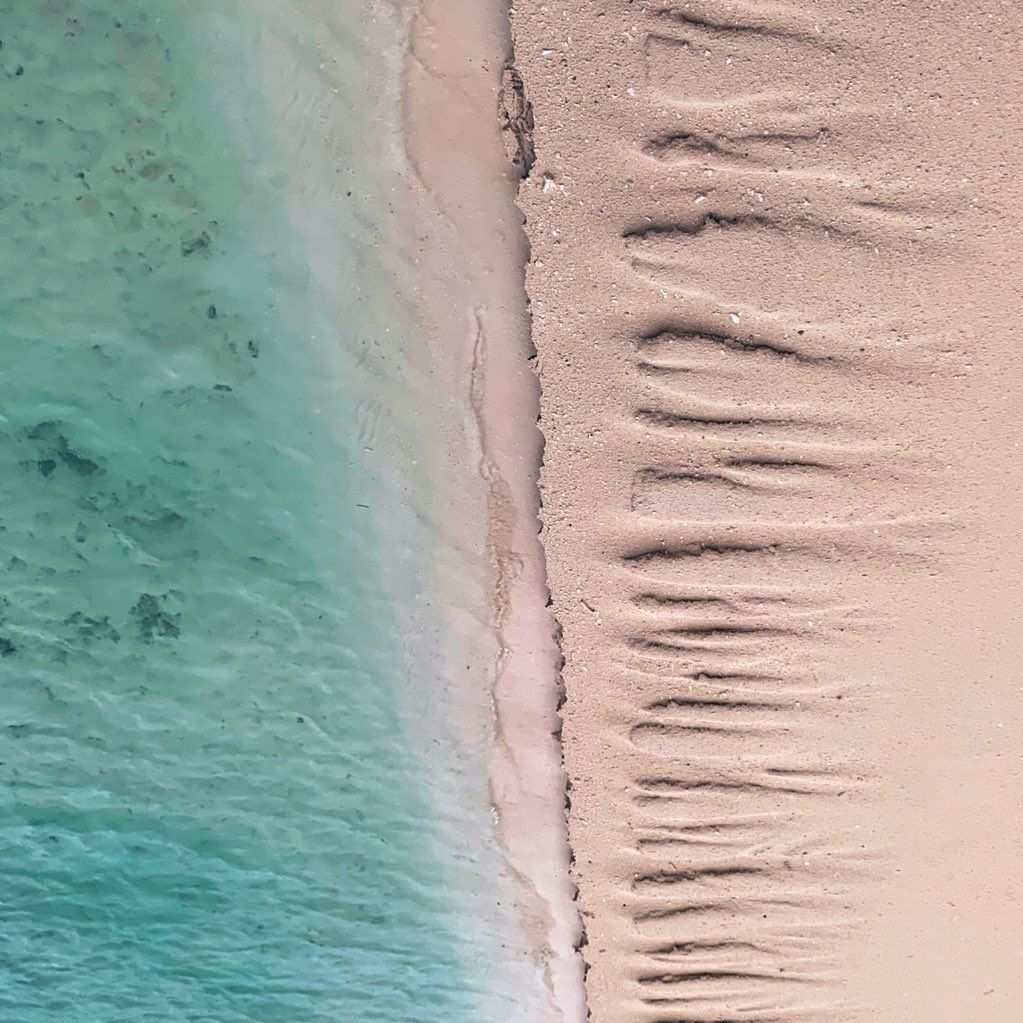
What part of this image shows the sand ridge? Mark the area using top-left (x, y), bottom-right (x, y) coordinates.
top-left (512, 0), bottom-right (1023, 1019)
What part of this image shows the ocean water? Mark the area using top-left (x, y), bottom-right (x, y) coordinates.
top-left (0, 3), bottom-right (544, 1020)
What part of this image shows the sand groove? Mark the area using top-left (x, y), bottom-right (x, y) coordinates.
top-left (513, 0), bottom-right (1023, 1019)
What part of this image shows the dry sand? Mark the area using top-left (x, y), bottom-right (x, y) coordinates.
top-left (508, 1), bottom-right (1023, 1020)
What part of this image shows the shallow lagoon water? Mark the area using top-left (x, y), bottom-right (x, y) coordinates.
top-left (0, 3), bottom-right (536, 1019)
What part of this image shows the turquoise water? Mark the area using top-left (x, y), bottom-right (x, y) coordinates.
top-left (0, 3), bottom-right (518, 1019)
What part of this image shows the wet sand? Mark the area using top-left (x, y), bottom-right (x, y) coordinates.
top-left (402, 0), bottom-right (585, 1019)
top-left (510, 1), bottom-right (1023, 1020)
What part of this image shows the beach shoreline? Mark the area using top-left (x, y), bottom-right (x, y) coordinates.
top-left (241, 1), bottom-right (581, 1015)
top-left (400, 1), bottom-right (586, 1020)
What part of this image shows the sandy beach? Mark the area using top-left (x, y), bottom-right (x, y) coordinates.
top-left (506, 1), bottom-right (1023, 1019)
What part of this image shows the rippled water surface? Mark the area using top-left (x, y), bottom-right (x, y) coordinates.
top-left (0, 3), bottom-right (514, 1019)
